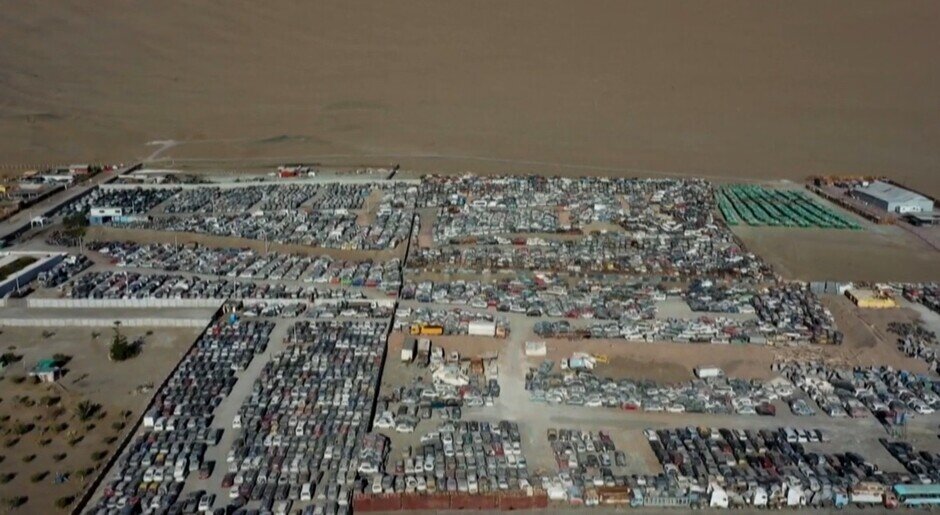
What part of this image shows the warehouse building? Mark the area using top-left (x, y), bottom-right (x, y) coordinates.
top-left (851, 181), bottom-right (934, 214)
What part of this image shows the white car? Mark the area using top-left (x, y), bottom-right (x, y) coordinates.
top-left (374, 412), bottom-right (395, 429)
top-left (197, 494), bottom-right (214, 512)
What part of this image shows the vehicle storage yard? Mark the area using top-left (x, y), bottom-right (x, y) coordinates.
top-left (0, 170), bottom-right (937, 514)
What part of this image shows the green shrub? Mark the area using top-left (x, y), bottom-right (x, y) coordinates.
top-left (3, 496), bottom-right (27, 508)
top-left (74, 401), bottom-right (100, 421)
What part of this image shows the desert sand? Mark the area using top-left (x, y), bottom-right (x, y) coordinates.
top-left (1, 1), bottom-right (939, 195)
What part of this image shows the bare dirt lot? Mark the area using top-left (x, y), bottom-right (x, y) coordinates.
top-left (0, 326), bottom-right (201, 513)
top-left (733, 224), bottom-right (940, 282)
top-left (2, 1), bottom-right (939, 196)
top-left (819, 294), bottom-right (935, 372)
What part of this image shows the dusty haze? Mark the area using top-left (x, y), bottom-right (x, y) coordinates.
top-left (1, 1), bottom-right (939, 193)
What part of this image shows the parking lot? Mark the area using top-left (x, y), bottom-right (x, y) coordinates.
top-left (10, 172), bottom-right (939, 513)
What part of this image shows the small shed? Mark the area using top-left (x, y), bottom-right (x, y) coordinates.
top-left (29, 359), bottom-right (62, 382)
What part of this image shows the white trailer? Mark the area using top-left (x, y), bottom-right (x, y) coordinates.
top-left (525, 341), bottom-right (547, 357)
top-left (401, 338), bottom-right (416, 363)
top-left (850, 482), bottom-right (884, 505)
top-left (694, 366), bottom-right (724, 379)
top-left (468, 320), bottom-right (496, 337)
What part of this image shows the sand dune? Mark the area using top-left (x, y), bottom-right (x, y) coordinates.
top-left (1, 1), bottom-right (938, 193)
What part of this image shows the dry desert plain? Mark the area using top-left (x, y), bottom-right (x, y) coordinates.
top-left (0, 0), bottom-right (939, 197)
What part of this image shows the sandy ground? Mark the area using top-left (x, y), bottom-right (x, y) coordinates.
top-left (818, 294), bottom-right (935, 372)
top-left (0, 326), bottom-right (201, 513)
top-left (1, 1), bottom-right (939, 196)
top-left (733, 224), bottom-right (940, 282)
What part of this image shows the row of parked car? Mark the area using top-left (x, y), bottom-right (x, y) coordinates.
top-left (750, 284), bottom-right (842, 345)
top-left (890, 321), bottom-right (940, 374)
top-left (534, 317), bottom-right (759, 345)
top-left (64, 271), bottom-right (323, 300)
top-left (526, 360), bottom-right (790, 415)
top-left (779, 362), bottom-right (940, 420)
top-left (413, 176), bottom-right (772, 280)
top-left (163, 186), bottom-right (281, 214)
top-left (162, 182), bottom-right (400, 214)
top-left (902, 283), bottom-right (940, 315)
top-left (256, 184), bottom-right (323, 212)
top-left (408, 230), bottom-right (769, 280)
top-left (305, 301), bottom-right (395, 320)
top-left (401, 278), bottom-right (659, 321)
top-left (37, 253), bottom-right (92, 288)
top-left (310, 183), bottom-right (375, 211)
top-left (91, 241), bottom-right (402, 289)
top-left (222, 321), bottom-right (388, 513)
top-left (91, 320), bottom-right (274, 514)
top-left (129, 209), bottom-right (411, 251)
top-left (640, 426), bottom-right (914, 509)
top-left (61, 186), bottom-right (180, 216)
top-left (367, 420), bottom-right (534, 495)
top-left (542, 428), bottom-right (630, 503)
top-left (881, 438), bottom-right (940, 483)
top-left (417, 175), bottom-right (705, 212)
top-left (433, 206), bottom-right (566, 244)
top-left (239, 301), bottom-right (308, 319)
top-left (685, 279), bottom-right (757, 314)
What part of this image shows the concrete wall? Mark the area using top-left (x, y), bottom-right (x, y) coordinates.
top-left (27, 298), bottom-right (225, 309)
top-left (100, 176), bottom-right (420, 192)
top-left (0, 253), bottom-right (65, 298)
top-left (0, 317), bottom-right (211, 328)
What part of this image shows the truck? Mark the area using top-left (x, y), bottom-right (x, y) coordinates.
top-left (416, 338), bottom-right (431, 366)
top-left (410, 324), bottom-right (444, 336)
top-left (467, 320), bottom-right (496, 337)
top-left (401, 338), bottom-right (416, 363)
top-left (850, 482), bottom-right (885, 506)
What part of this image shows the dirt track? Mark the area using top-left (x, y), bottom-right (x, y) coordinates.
top-left (2, 1), bottom-right (939, 196)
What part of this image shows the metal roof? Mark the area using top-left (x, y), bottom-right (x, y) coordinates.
top-left (893, 483), bottom-right (940, 495)
top-left (855, 180), bottom-right (931, 205)
top-left (32, 358), bottom-right (60, 373)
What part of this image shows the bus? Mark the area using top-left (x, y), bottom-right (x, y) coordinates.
top-left (893, 484), bottom-right (940, 507)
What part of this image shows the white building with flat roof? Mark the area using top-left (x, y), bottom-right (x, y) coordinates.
top-left (852, 180), bottom-right (933, 214)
